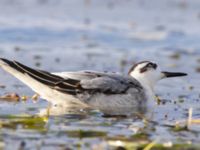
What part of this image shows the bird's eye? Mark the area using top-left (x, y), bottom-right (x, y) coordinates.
top-left (147, 63), bottom-right (157, 69)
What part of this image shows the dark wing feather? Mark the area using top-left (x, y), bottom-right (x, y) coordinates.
top-left (1, 59), bottom-right (80, 95)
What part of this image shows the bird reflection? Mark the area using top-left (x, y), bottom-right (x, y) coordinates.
top-left (38, 104), bottom-right (149, 118)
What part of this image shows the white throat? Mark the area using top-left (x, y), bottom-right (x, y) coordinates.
top-left (130, 72), bottom-right (156, 100)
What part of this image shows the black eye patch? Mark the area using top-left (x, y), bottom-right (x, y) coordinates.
top-left (148, 63), bottom-right (157, 69)
top-left (153, 63), bottom-right (157, 69)
top-left (140, 63), bottom-right (157, 73)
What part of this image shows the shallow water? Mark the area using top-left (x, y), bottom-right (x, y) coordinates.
top-left (0, 0), bottom-right (200, 149)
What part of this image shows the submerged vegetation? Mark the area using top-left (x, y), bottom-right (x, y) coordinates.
top-left (0, 106), bottom-right (200, 149)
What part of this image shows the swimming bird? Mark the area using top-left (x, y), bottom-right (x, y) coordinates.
top-left (0, 58), bottom-right (187, 115)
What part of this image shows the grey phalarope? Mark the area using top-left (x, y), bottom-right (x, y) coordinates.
top-left (0, 58), bottom-right (187, 115)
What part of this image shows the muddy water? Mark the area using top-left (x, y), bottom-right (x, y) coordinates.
top-left (0, 0), bottom-right (200, 149)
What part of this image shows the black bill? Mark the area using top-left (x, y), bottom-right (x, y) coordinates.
top-left (162, 71), bottom-right (187, 78)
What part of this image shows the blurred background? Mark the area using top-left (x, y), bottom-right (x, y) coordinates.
top-left (0, 0), bottom-right (200, 149)
top-left (0, 0), bottom-right (199, 72)
top-left (0, 0), bottom-right (199, 101)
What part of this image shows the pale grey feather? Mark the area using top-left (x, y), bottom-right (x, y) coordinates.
top-left (54, 71), bottom-right (144, 94)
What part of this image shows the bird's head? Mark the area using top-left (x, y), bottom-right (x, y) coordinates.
top-left (128, 61), bottom-right (187, 90)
